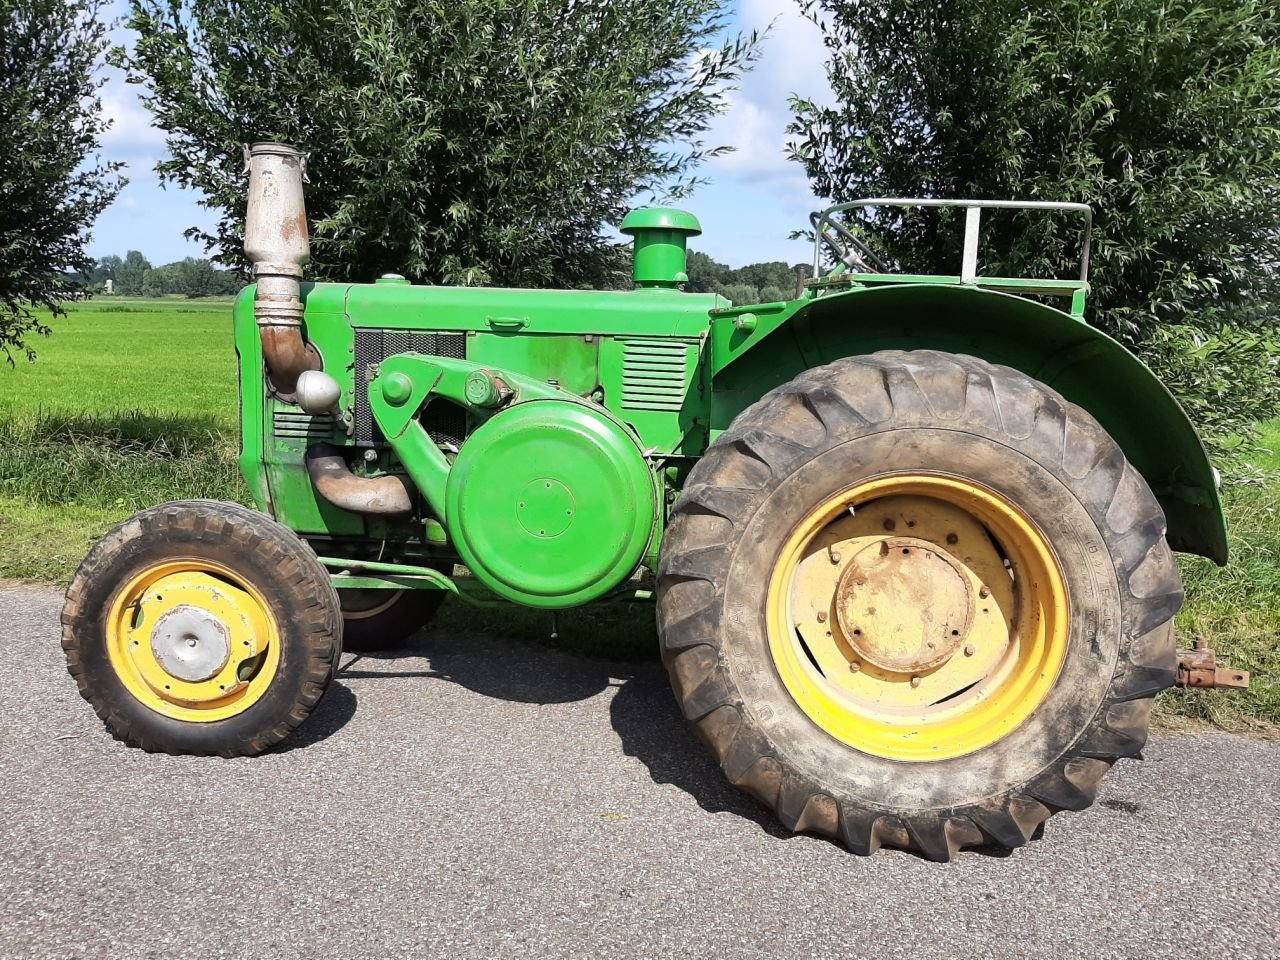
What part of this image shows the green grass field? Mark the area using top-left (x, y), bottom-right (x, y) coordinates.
top-left (0, 299), bottom-right (245, 580)
top-left (1, 297), bottom-right (1276, 729)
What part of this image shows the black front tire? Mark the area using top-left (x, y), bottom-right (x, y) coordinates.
top-left (62, 500), bottom-right (343, 757)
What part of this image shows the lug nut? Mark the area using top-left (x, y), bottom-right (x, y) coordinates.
top-left (979, 584), bottom-right (991, 598)
top-left (883, 519), bottom-right (896, 531)
top-left (964, 644), bottom-right (975, 657)
top-left (849, 661), bottom-right (861, 673)
top-left (946, 533), bottom-right (959, 544)
top-left (910, 676), bottom-right (921, 688)
top-left (816, 611), bottom-right (827, 623)
top-left (829, 549), bottom-right (842, 565)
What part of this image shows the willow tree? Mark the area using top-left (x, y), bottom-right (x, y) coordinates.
top-left (789, 0), bottom-right (1280, 453)
top-left (0, 0), bottom-right (123, 361)
top-left (120, 0), bottom-right (759, 289)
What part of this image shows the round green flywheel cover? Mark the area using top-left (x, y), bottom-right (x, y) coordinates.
top-left (444, 400), bottom-right (657, 608)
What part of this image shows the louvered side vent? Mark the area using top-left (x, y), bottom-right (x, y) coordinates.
top-left (620, 339), bottom-right (690, 411)
top-left (272, 409), bottom-right (335, 442)
top-left (353, 328), bottom-right (467, 442)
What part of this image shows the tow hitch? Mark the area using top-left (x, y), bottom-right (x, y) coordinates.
top-left (1175, 638), bottom-right (1251, 690)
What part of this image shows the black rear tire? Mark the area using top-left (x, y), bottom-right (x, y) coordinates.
top-left (340, 588), bottom-right (446, 653)
top-left (657, 351), bottom-right (1182, 860)
top-left (62, 500), bottom-right (342, 757)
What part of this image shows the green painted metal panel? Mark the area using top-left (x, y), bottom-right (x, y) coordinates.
top-left (468, 332), bottom-right (599, 396)
top-left (343, 280), bottom-right (721, 336)
top-left (597, 335), bottom-right (707, 455)
top-left (443, 399), bottom-right (657, 608)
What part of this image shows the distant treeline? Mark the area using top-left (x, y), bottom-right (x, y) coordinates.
top-left (74, 251), bottom-right (243, 298)
top-left (685, 251), bottom-right (808, 304)
top-left (73, 248), bottom-right (807, 302)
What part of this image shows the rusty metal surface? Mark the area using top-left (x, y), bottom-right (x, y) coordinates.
top-left (1175, 638), bottom-right (1250, 690)
top-left (788, 494), bottom-right (1015, 711)
top-left (833, 536), bottom-right (973, 673)
top-left (305, 444), bottom-right (414, 515)
top-left (259, 324), bottom-right (321, 398)
top-left (245, 142), bottom-right (321, 399)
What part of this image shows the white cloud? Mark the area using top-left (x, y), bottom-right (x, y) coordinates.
top-left (99, 72), bottom-right (165, 152)
top-left (704, 0), bottom-right (831, 207)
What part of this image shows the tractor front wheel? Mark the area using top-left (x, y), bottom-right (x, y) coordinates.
top-left (657, 351), bottom-right (1181, 860)
top-left (61, 500), bottom-right (342, 757)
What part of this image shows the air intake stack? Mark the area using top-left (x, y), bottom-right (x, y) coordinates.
top-left (620, 207), bottom-right (702, 289)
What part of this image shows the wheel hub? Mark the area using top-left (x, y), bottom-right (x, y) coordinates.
top-left (768, 477), bottom-right (1069, 761)
top-left (106, 562), bottom-right (278, 720)
top-left (150, 605), bottom-right (232, 682)
top-left (835, 536), bottom-right (973, 673)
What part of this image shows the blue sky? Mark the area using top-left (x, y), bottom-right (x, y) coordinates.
top-left (88, 0), bottom-right (831, 270)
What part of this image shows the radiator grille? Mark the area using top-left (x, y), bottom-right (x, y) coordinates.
top-left (353, 329), bottom-right (467, 442)
top-left (620, 339), bottom-right (690, 411)
top-left (271, 409), bottom-right (335, 442)
top-left (423, 400), bottom-right (467, 448)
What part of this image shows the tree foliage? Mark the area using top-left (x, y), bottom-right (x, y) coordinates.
top-left (115, 250), bottom-right (152, 296)
top-left (120, 0), bottom-right (760, 289)
top-left (789, 0), bottom-right (1280, 456)
top-left (78, 251), bottom-right (241, 297)
top-left (0, 0), bottom-right (124, 361)
top-left (686, 249), bottom-right (806, 302)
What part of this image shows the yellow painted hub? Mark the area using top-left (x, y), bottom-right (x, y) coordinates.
top-left (766, 474), bottom-right (1069, 762)
top-left (105, 560), bottom-right (280, 722)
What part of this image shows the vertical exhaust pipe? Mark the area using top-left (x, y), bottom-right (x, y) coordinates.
top-left (244, 142), bottom-right (321, 398)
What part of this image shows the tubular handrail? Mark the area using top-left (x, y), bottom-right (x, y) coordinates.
top-left (811, 197), bottom-right (1093, 284)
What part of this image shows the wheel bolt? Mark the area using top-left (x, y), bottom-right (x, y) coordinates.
top-left (883, 519), bottom-right (896, 531)
top-left (979, 584), bottom-right (991, 598)
top-left (964, 644), bottom-right (975, 657)
top-left (829, 549), bottom-right (841, 564)
top-left (816, 611), bottom-right (827, 623)
top-left (849, 661), bottom-right (860, 673)
top-left (910, 676), bottom-right (921, 688)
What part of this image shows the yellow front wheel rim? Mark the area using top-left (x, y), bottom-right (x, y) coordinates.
top-left (105, 559), bottom-right (280, 722)
top-left (766, 474), bottom-right (1069, 762)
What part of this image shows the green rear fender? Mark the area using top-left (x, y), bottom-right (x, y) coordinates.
top-left (709, 284), bottom-right (1226, 564)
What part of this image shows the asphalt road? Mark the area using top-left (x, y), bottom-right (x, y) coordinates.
top-left (1, 583), bottom-right (1277, 960)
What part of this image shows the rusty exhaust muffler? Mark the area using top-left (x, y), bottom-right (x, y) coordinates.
top-left (244, 142), bottom-right (322, 398)
top-left (305, 444), bottom-right (414, 515)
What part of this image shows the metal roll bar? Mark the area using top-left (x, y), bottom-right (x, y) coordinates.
top-left (811, 198), bottom-right (1093, 284)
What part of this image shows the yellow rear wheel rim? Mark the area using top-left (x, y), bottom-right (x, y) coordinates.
top-left (105, 559), bottom-right (280, 722)
top-left (766, 474), bottom-right (1069, 761)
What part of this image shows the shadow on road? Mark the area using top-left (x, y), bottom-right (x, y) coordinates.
top-left (300, 626), bottom-right (1020, 859)
top-left (332, 625), bottom-right (784, 837)
top-left (608, 667), bottom-right (787, 837)
top-left (276, 681), bottom-right (359, 753)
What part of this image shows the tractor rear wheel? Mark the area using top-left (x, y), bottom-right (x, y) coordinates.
top-left (61, 500), bottom-right (342, 757)
top-left (339, 587), bottom-right (446, 653)
top-left (657, 351), bottom-right (1181, 860)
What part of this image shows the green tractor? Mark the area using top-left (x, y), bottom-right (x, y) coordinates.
top-left (62, 143), bottom-right (1246, 860)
